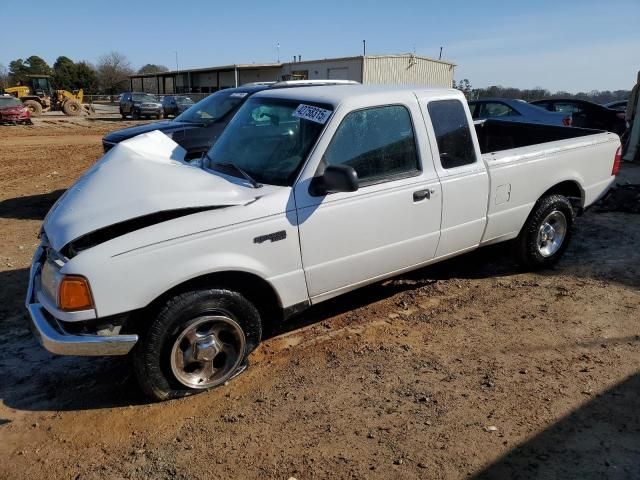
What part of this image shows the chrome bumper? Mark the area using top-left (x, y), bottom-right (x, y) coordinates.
top-left (26, 245), bottom-right (138, 356)
top-left (27, 303), bottom-right (138, 356)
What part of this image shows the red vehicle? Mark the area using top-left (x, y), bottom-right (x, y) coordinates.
top-left (0, 96), bottom-right (32, 125)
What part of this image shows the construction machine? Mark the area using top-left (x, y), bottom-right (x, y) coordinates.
top-left (4, 75), bottom-right (94, 117)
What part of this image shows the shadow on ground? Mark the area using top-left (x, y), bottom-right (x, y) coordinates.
top-left (0, 189), bottom-right (65, 220)
top-left (474, 372), bottom-right (640, 479)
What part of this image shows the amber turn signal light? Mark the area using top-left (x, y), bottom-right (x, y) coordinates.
top-left (58, 276), bottom-right (94, 311)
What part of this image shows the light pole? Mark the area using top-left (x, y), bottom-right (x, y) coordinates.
top-left (174, 51), bottom-right (179, 93)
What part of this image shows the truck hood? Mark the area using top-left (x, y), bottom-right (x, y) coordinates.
top-left (44, 130), bottom-right (258, 252)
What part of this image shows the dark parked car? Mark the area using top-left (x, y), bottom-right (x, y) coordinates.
top-left (0, 96), bottom-right (32, 125)
top-left (468, 98), bottom-right (571, 126)
top-left (119, 92), bottom-right (163, 120)
top-left (103, 80), bottom-right (358, 159)
top-left (530, 98), bottom-right (626, 134)
top-left (161, 95), bottom-right (194, 117)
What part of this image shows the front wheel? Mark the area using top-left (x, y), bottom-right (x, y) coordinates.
top-left (133, 289), bottom-right (262, 401)
top-left (514, 194), bottom-right (574, 269)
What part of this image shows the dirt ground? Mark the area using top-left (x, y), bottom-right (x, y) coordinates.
top-left (0, 118), bottom-right (639, 480)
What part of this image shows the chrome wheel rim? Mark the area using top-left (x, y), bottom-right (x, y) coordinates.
top-left (170, 315), bottom-right (245, 389)
top-left (537, 210), bottom-right (567, 257)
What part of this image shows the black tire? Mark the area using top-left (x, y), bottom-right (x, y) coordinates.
top-left (132, 109), bottom-right (140, 120)
top-left (23, 100), bottom-right (43, 117)
top-left (133, 289), bottom-right (262, 401)
top-left (157, 112), bottom-right (164, 120)
top-left (514, 194), bottom-right (574, 269)
top-left (62, 100), bottom-right (82, 116)
top-left (119, 108), bottom-right (126, 120)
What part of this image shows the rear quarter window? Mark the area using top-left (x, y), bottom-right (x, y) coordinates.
top-left (427, 99), bottom-right (477, 169)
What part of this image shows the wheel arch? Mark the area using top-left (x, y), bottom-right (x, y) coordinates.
top-left (540, 179), bottom-right (584, 209)
top-left (137, 270), bottom-right (285, 333)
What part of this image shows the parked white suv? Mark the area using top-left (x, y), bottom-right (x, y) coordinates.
top-left (27, 86), bottom-right (621, 400)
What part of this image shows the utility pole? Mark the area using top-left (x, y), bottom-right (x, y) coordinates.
top-left (439, 46), bottom-right (443, 60)
top-left (174, 51), bottom-right (179, 93)
top-left (277, 42), bottom-right (280, 63)
top-left (363, 39), bottom-right (366, 57)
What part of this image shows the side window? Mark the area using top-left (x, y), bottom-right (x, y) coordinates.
top-left (480, 102), bottom-right (518, 117)
top-left (323, 105), bottom-right (420, 184)
top-left (427, 99), bottom-right (477, 169)
top-left (554, 102), bottom-right (583, 114)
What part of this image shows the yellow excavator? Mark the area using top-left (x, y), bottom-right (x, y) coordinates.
top-left (4, 75), bottom-right (94, 117)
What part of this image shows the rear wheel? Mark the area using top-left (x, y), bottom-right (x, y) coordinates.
top-left (133, 289), bottom-right (262, 401)
top-left (62, 100), bottom-right (82, 116)
top-left (23, 100), bottom-right (43, 117)
top-left (514, 194), bottom-right (574, 269)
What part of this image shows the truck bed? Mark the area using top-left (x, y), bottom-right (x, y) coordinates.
top-left (475, 119), bottom-right (598, 154)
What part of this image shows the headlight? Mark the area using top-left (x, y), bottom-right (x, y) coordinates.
top-left (40, 260), bottom-right (60, 303)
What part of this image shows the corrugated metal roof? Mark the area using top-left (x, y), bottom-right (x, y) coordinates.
top-left (131, 63), bottom-right (282, 78)
top-left (130, 53), bottom-right (455, 78)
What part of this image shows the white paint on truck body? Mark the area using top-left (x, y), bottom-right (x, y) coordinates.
top-left (29, 85), bottom-right (619, 336)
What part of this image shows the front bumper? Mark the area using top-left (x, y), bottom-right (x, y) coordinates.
top-left (27, 303), bottom-right (138, 356)
top-left (26, 245), bottom-right (138, 356)
top-left (136, 107), bottom-right (162, 115)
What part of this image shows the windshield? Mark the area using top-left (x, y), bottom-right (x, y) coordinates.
top-left (176, 97), bottom-right (194, 105)
top-left (0, 97), bottom-right (22, 107)
top-left (132, 93), bottom-right (158, 103)
top-left (175, 89), bottom-right (252, 124)
top-left (203, 97), bottom-right (332, 186)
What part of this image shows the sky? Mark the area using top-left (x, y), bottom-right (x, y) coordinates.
top-left (1, 0), bottom-right (638, 93)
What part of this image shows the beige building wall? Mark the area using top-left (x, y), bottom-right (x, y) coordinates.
top-left (280, 58), bottom-right (363, 82)
top-left (363, 55), bottom-right (454, 87)
top-left (239, 67), bottom-right (282, 85)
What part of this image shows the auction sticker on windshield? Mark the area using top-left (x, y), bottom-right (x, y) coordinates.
top-left (230, 92), bottom-right (249, 98)
top-left (293, 104), bottom-right (332, 124)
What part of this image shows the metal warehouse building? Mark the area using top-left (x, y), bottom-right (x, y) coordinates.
top-left (129, 54), bottom-right (455, 94)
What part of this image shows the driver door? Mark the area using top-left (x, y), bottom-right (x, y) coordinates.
top-left (294, 100), bottom-right (442, 302)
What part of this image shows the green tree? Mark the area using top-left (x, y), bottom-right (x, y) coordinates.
top-left (453, 78), bottom-right (474, 99)
top-left (137, 64), bottom-right (169, 75)
top-left (9, 55), bottom-right (51, 84)
top-left (52, 56), bottom-right (76, 91)
top-left (74, 61), bottom-right (98, 94)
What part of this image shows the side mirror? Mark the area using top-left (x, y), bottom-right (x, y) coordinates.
top-left (310, 164), bottom-right (359, 196)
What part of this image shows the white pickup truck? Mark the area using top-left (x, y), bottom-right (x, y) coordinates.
top-left (26, 86), bottom-right (621, 400)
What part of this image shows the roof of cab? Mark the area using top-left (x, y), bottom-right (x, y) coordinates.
top-left (252, 84), bottom-right (462, 108)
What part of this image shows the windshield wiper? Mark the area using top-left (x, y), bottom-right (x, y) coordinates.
top-left (206, 155), bottom-right (262, 188)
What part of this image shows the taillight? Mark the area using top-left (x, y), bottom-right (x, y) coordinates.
top-left (562, 116), bottom-right (572, 126)
top-left (612, 146), bottom-right (622, 176)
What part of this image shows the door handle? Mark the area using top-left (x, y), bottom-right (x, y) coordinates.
top-left (413, 189), bottom-right (431, 201)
